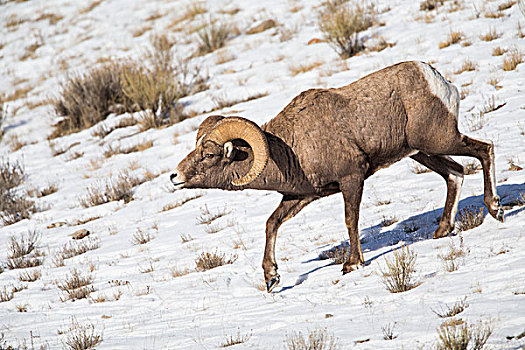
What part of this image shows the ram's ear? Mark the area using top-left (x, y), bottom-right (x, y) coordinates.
top-left (224, 141), bottom-right (234, 159)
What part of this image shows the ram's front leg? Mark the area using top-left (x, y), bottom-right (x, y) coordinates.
top-left (263, 196), bottom-right (315, 292)
top-left (340, 173), bottom-right (366, 274)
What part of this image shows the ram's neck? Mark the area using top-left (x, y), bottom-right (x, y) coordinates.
top-left (226, 133), bottom-right (315, 195)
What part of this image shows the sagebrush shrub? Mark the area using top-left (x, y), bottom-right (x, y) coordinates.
top-left (456, 206), bottom-right (484, 232)
top-left (52, 63), bottom-right (125, 137)
top-left (63, 319), bottom-right (103, 350)
top-left (436, 319), bottom-right (492, 350)
top-left (380, 245), bottom-right (420, 293)
top-left (285, 328), bottom-right (339, 350)
top-left (79, 172), bottom-right (147, 207)
top-left (503, 48), bottom-right (524, 71)
top-left (318, 1), bottom-right (373, 58)
top-left (197, 18), bottom-right (232, 54)
top-left (195, 250), bottom-right (237, 271)
top-left (52, 35), bottom-right (207, 137)
top-left (0, 159), bottom-right (34, 225)
top-left (433, 297), bottom-right (469, 318)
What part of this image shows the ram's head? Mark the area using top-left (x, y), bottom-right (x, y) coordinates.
top-left (170, 116), bottom-right (269, 190)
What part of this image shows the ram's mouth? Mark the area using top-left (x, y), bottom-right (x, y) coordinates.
top-left (170, 173), bottom-right (186, 188)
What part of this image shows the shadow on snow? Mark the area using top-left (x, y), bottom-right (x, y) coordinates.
top-left (274, 182), bottom-right (525, 293)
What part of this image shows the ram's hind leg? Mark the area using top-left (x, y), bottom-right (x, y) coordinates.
top-left (411, 153), bottom-right (464, 238)
top-left (446, 135), bottom-right (504, 222)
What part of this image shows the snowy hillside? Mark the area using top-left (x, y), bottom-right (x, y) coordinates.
top-left (1, 0), bottom-right (524, 348)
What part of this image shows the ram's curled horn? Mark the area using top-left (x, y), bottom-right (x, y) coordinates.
top-left (196, 115), bottom-right (225, 146)
top-left (204, 116), bottom-right (269, 186)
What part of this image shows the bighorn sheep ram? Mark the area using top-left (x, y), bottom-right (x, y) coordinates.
top-left (171, 61), bottom-right (504, 292)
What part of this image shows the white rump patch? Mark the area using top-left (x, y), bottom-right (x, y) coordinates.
top-left (416, 61), bottom-right (459, 117)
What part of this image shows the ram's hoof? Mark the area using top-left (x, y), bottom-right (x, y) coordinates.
top-left (266, 275), bottom-right (280, 293)
top-left (496, 207), bottom-right (504, 222)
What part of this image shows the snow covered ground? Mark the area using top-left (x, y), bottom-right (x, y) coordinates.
top-left (1, 0), bottom-right (524, 348)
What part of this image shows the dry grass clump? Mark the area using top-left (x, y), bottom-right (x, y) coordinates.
top-left (7, 230), bottom-right (39, 258)
top-left (162, 193), bottom-right (203, 211)
top-left (381, 322), bottom-right (398, 340)
top-left (6, 134), bottom-right (27, 152)
top-left (480, 95), bottom-right (505, 114)
top-left (503, 48), bottom-right (524, 71)
top-left (219, 330), bottom-right (252, 348)
top-left (0, 286), bottom-right (15, 302)
top-left (420, 0), bottom-right (444, 11)
top-left (79, 172), bottom-right (148, 207)
top-left (0, 158), bottom-right (34, 226)
top-left (55, 237), bottom-right (100, 261)
top-left (18, 269), bottom-right (42, 282)
top-left (438, 238), bottom-right (466, 272)
top-left (63, 319), bottom-right (103, 350)
top-left (433, 297), bottom-right (469, 318)
top-left (171, 266), bottom-right (191, 277)
top-left (138, 260), bottom-right (155, 274)
top-left (215, 50), bottom-right (236, 65)
top-left (51, 62), bottom-right (125, 137)
top-left (480, 27), bottom-right (500, 42)
top-left (79, 0), bottom-right (103, 14)
top-left (197, 18), bottom-right (233, 55)
top-left (279, 24), bottom-right (299, 42)
top-left (246, 19), bottom-right (277, 35)
top-left (0, 285), bottom-right (27, 303)
top-left (436, 319), bottom-right (493, 350)
top-left (131, 228), bottom-right (155, 245)
top-left (57, 269), bottom-right (95, 301)
top-left (136, 110), bottom-right (171, 131)
top-left (456, 206), bottom-right (484, 232)
top-left (195, 250), bottom-right (238, 271)
top-left (380, 245), bottom-right (420, 293)
top-left (103, 139), bottom-right (153, 158)
top-left (320, 244), bottom-right (349, 264)
top-left (381, 216), bottom-right (398, 227)
top-left (20, 39), bottom-right (43, 61)
top-left (318, 1), bottom-right (374, 58)
top-left (410, 161), bottom-right (432, 174)
top-left (29, 183), bottom-right (58, 198)
top-left (498, 0), bottom-right (516, 11)
top-left (486, 76), bottom-right (500, 88)
top-left (439, 31), bottom-right (464, 49)
top-left (196, 204), bottom-right (231, 225)
top-left (6, 231), bottom-right (44, 270)
top-left (169, 2), bottom-right (207, 29)
top-left (507, 158), bottom-right (522, 171)
top-left (368, 37), bottom-right (396, 52)
top-left (492, 46), bottom-right (507, 56)
top-left (464, 110), bottom-right (488, 132)
top-left (119, 61), bottom-right (185, 126)
top-left (455, 59), bottom-right (477, 74)
top-left (285, 328), bottom-right (339, 350)
top-left (35, 12), bottom-right (64, 24)
top-left (484, 8), bottom-right (504, 19)
top-left (288, 61), bottom-right (323, 76)
top-left (463, 160), bottom-right (481, 175)
top-left (91, 117), bottom-right (136, 138)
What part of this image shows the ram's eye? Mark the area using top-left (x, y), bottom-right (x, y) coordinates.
top-left (204, 153), bottom-right (215, 159)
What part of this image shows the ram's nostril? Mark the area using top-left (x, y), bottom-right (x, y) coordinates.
top-left (170, 173), bottom-right (177, 182)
